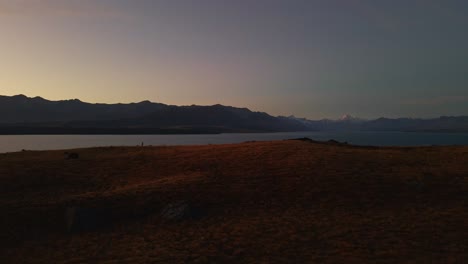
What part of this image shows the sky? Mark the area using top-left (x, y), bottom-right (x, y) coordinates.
top-left (1, 0), bottom-right (467, 119)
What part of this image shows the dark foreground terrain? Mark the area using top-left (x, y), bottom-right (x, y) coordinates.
top-left (0, 140), bottom-right (467, 263)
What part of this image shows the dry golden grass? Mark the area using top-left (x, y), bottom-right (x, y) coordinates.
top-left (0, 140), bottom-right (467, 263)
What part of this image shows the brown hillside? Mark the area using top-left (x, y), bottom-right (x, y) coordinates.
top-left (0, 140), bottom-right (467, 263)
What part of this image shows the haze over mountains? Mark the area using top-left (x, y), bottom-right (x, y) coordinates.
top-left (1, 95), bottom-right (467, 134)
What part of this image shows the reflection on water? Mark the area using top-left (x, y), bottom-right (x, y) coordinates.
top-left (1, 131), bottom-right (468, 153)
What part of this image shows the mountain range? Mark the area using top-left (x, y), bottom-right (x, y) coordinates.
top-left (0, 95), bottom-right (306, 134)
top-left (288, 115), bottom-right (468, 132)
top-left (1, 95), bottom-right (467, 134)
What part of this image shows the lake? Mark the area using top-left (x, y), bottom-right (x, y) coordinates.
top-left (1, 131), bottom-right (468, 153)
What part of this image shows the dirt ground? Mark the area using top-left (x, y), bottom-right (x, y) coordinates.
top-left (1, 140), bottom-right (467, 263)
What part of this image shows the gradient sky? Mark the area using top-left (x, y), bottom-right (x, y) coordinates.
top-left (1, 0), bottom-right (467, 119)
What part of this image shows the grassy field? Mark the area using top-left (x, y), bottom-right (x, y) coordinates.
top-left (0, 140), bottom-right (467, 263)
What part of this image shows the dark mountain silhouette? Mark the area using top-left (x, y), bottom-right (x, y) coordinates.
top-left (0, 95), bottom-right (307, 134)
top-left (1, 95), bottom-right (467, 134)
top-left (287, 115), bottom-right (468, 132)
top-left (361, 116), bottom-right (468, 132)
top-left (0, 95), bottom-right (167, 123)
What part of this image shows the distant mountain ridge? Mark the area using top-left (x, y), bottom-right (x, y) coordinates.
top-left (286, 115), bottom-right (468, 132)
top-left (1, 95), bottom-right (467, 134)
top-left (0, 94), bottom-right (167, 123)
top-left (0, 95), bottom-right (306, 134)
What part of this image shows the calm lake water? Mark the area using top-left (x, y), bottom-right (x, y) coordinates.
top-left (1, 131), bottom-right (468, 153)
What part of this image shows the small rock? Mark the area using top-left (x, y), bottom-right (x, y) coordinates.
top-left (160, 201), bottom-right (202, 221)
top-left (65, 206), bottom-right (105, 233)
top-left (290, 137), bottom-right (319, 143)
top-left (65, 152), bottom-right (79, 160)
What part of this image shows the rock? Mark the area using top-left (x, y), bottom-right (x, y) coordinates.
top-left (292, 137), bottom-right (348, 145)
top-left (326, 139), bottom-right (348, 145)
top-left (160, 201), bottom-right (202, 221)
top-left (290, 137), bottom-right (317, 143)
top-left (65, 206), bottom-right (105, 233)
top-left (65, 152), bottom-right (79, 160)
